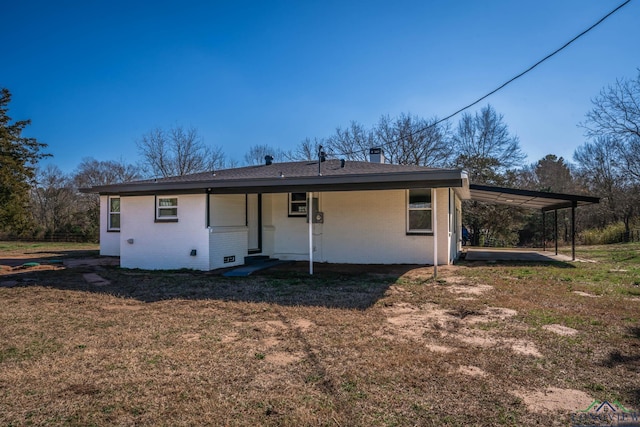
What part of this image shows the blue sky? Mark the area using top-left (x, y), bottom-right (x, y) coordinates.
top-left (3, 0), bottom-right (638, 173)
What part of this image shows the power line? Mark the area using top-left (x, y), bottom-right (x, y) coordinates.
top-left (329, 0), bottom-right (632, 159)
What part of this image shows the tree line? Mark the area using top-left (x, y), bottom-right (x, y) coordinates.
top-left (1, 70), bottom-right (639, 244)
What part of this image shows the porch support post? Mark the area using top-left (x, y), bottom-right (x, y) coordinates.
top-left (571, 201), bottom-right (576, 261)
top-left (308, 192), bottom-right (313, 275)
top-left (542, 211), bottom-right (546, 251)
top-left (433, 188), bottom-right (438, 279)
top-left (554, 209), bottom-right (558, 255)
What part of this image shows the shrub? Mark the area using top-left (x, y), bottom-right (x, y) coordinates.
top-left (581, 222), bottom-right (627, 245)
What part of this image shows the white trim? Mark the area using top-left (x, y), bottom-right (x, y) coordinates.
top-left (156, 196), bottom-right (179, 220)
top-left (108, 196), bottom-right (121, 231)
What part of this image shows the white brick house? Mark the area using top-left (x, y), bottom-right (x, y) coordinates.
top-left (87, 153), bottom-right (471, 271)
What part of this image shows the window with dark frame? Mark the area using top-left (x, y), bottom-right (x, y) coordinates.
top-left (288, 193), bottom-right (307, 216)
top-left (108, 196), bottom-right (120, 231)
top-left (407, 189), bottom-right (432, 233)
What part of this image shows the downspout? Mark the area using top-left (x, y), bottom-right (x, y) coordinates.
top-left (308, 192), bottom-right (313, 275)
top-left (433, 188), bottom-right (438, 279)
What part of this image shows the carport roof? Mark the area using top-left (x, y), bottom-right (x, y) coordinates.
top-left (469, 184), bottom-right (599, 211)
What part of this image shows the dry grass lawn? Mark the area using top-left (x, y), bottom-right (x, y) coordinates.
top-left (0, 242), bottom-right (639, 426)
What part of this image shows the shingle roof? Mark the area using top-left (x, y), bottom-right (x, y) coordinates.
top-left (139, 160), bottom-right (443, 183)
top-left (83, 159), bottom-right (470, 196)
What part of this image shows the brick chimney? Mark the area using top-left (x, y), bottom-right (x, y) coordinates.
top-left (369, 147), bottom-right (385, 163)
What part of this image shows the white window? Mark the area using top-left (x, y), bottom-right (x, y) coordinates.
top-left (288, 193), bottom-right (307, 216)
top-left (407, 189), bottom-right (432, 233)
top-left (157, 197), bottom-right (178, 221)
top-left (108, 196), bottom-right (120, 231)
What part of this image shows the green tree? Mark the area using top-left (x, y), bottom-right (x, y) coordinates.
top-left (518, 155), bottom-right (577, 245)
top-left (0, 88), bottom-right (49, 233)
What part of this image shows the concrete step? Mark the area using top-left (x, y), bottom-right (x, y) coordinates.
top-left (222, 259), bottom-right (292, 277)
top-left (244, 255), bottom-right (271, 265)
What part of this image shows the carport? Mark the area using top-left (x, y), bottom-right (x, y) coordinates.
top-left (468, 184), bottom-right (600, 261)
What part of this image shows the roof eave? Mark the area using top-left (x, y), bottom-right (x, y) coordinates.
top-left (84, 169), bottom-right (468, 195)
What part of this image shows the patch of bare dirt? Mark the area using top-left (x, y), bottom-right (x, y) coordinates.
top-left (221, 332), bottom-right (239, 343)
top-left (513, 387), bottom-right (593, 413)
top-left (573, 291), bottom-right (600, 298)
top-left (543, 324), bottom-right (579, 336)
top-left (438, 275), bottom-right (493, 295)
top-left (377, 302), bottom-right (541, 357)
top-left (463, 307), bottom-right (518, 324)
top-left (254, 320), bottom-right (288, 335)
top-left (457, 365), bottom-right (488, 377)
top-left (181, 333), bottom-right (201, 342)
top-left (445, 283), bottom-right (494, 295)
top-left (509, 339), bottom-right (543, 357)
top-left (0, 264), bottom-right (64, 276)
top-left (292, 318), bottom-right (315, 331)
top-left (385, 285), bottom-right (412, 296)
top-left (101, 304), bottom-right (144, 311)
top-left (256, 337), bottom-right (282, 350)
top-left (264, 351), bottom-right (303, 366)
top-left (444, 329), bottom-right (542, 357)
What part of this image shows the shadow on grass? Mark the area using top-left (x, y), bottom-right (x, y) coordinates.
top-left (600, 326), bottom-right (640, 405)
top-left (3, 262), bottom-right (424, 310)
top-left (0, 250), bottom-right (100, 267)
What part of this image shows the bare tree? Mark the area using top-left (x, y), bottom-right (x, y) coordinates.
top-left (452, 105), bottom-right (526, 246)
top-left (574, 137), bottom-right (637, 233)
top-left (292, 137), bottom-right (328, 161)
top-left (73, 158), bottom-right (143, 240)
top-left (581, 71), bottom-right (640, 181)
top-left (137, 125), bottom-right (225, 177)
top-left (374, 113), bottom-right (452, 167)
top-left (30, 165), bottom-right (76, 237)
top-left (453, 104), bottom-right (525, 185)
top-left (325, 121), bottom-right (374, 161)
top-left (243, 144), bottom-right (290, 165)
top-left (74, 157), bottom-right (142, 188)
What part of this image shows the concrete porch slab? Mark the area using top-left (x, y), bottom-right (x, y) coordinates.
top-left (464, 248), bottom-right (574, 262)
